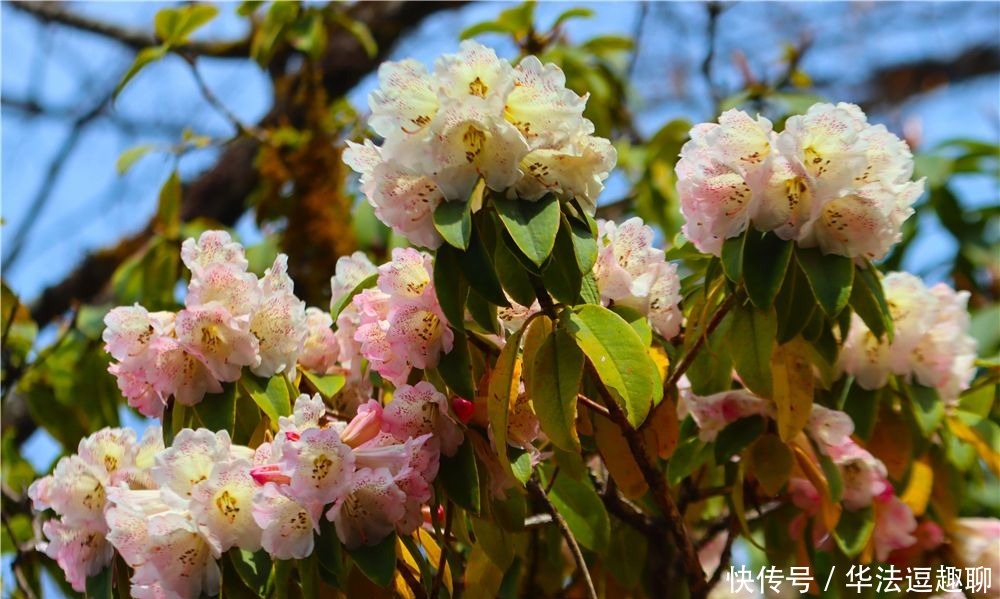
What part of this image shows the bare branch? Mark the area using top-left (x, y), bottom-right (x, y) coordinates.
top-left (10, 1), bottom-right (250, 58)
top-left (527, 477), bottom-right (598, 599)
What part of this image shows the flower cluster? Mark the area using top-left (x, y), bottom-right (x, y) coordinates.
top-left (594, 217), bottom-right (683, 339)
top-left (344, 40), bottom-right (616, 249)
top-left (103, 231), bottom-right (344, 418)
top-left (680, 388), bottom-right (918, 561)
top-left (677, 103), bottom-right (924, 260)
top-left (333, 247), bottom-right (453, 387)
top-left (30, 387), bottom-right (463, 598)
top-left (839, 272), bottom-right (977, 404)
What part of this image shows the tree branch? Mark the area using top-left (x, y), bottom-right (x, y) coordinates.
top-left (527, 477), bottom-right (598, 599)
top-left (10, 1), bottom-right (250, 58)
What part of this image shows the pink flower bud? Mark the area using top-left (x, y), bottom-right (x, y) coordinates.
top-left (250, 464), bottom-right (291, 486)
top-left (451, 397), bottom-right (474, 424)
top-left (341, 401), bottom-right (383, 448)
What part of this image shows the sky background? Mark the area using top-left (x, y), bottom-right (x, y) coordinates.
top-left (2, 2), bottom-right (998, 597)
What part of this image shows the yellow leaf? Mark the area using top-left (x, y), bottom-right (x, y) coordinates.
top-left (900, 460), bottom-right (933, 517)
top-left (792, 443), bottom-right (841, 531)
top-left (416, 529), bottom-right (453, 594)
top-left (488, 325), bottom-right (525, 480)
top-left (643, 396), bottom-right (680, 459)
top-left (521, 315), bottom-right (552, 393)
top-left (463, 545), bottom-right (505, 599)
top-left (949, 416), bottom-right (1000, 476)
top-left (394, 573), bottom-right (416, 599)
top-left (771, 338), bottom-right (814, 442)
top-left (648, 345), bottom-right (670, 383)
top-left (593, 412), bottom-right (648, 499)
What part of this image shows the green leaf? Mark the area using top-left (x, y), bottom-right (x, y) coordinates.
top-left (85, 566), bottom-right (112, 599)
top-left (542, 218), bottom-right (584, 304)
top-left (729, 304), bottom-right (776, 397)
top-left (229, 549), bottom-right (272, 596)
top-left (774, 261), bottom-right (817, 344)
top-left (566, 212), bottom-right (598, 274)
top-left (348, 533), bottom-right (397, 587)
top-left (115, 45), bottom-right (168, 99)
top-left (193, 382), bottom-right (237, 435)
top-left (316, 519), bottom-right (348, 587)
top-left (548, 473), bottom-right (610, 555)
top-left (552, 7), bottom-right (594, 28)
top-left (795, 247), bottom-right (854, 317)
top-left (287, 12), bottom-right (327, 59)
top-left (771, 337), bottom-right (814, 442)
top-left (743, 232), bottom-right (793, 309)
top-left (721, 229), bottom-right (747, 283)
top-left (510, 448), bottom-right (533, 484)
top-left (818, 450), bottom-right (844, 504)
top-left (156, 171), bottom-right (182, 238)
top-left (435, 244), bottom-right (469, 330)
top-left (494, 238), bottom-right (536, 307)
top-left (529, 329), bottom-right (584, 452)
top-left (440, 436), bottom-right (481, 514)
top-left (580, 35), bottom-right (635, 54)
top-left (459, 226), bottom-right (510, 307)
top-left (907, 384), bottom-right (945, 438)
top-left (438, 331), bottom-right (475, 399)
top-left (300, 370), bottom-right (346, 399)
top-left (747, 434), bottom-right (793, 495)
top-left (580, 271), bottom-right (601, 305)
top-left (842, 385), bottom-right (881, 441)
top-left (833, 505), bottom-right (875, 558)
top-left (239, 374), bottom-right (292, 425)
top-left (488, 325), bottom-right (525, 480)
top-left (565, 305), bottom-right (654, 427)
top-left (714, 415), bottom-right (766, 464)
top-left (434, 200), bottom-right (473, 249)
top-left (460, 20), bottom-right (517, 40)
top-left (155, 5), bottom-right (218, 45)
top-left (331, 13), bottom-right (376, 58)
top-left (851, 264), bottom-right (894, 342)
top-left (330, 273), bottom-right (377, 320)
top-left (466, 290), bottom-right (499, 335)
top-left (116, 144), bottom-right (156, 175)
top-left (470, 517), bottom-right (515, 569)
top-left (493, 194), bottom-right (561, 267)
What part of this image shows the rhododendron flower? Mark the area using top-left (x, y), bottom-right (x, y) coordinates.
top-left (826, 438), bottom-right (889, 510)
top-left (382, 382), bottom-right (463, 456)
top-left (190, 459), bottom-right (263, 553)
top-left (347, 40), bottom-right (615, 245)
top-left (175, 302), bottom-right (259, 382)
top-left (251, 483), bottom-right (323, 560)
top-left (595, 217), bottom-right (683, 339)
top-left (328, 466), bottom-right (407, 549)
top-left (153, 429), bottom-right (250, 498)
top-left (185, 262), bottom-right (259, 317)
top-left (678, 389), bottom-right (774, 442)
top-left (298, 307), bottom-right (339, 374)
top-left (277, 393), bottom-right (327, 433)
top-left (180, 230), bottom-right (249, 276)
top-left (340, 400), bottom-right (384, 448)
top-left (278, 426), bottom-right (355, 506)
top-left (677, 103), bottom-right (923, 261)
top-left (249, 255), bottom-right (307, 377)
top-left (806, 404), bottom-right (855, 449)
top-left (37, 519), bottom-right (113, 593)
top-left (950, 518), bottom-right (1000, 584)
top-left (872, 495), bottom-right (918, 561)
top-left (840, 272), bottom-right (976, 403)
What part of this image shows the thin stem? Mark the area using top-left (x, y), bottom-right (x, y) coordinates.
top-left (182, 54), bottom-right (263, 141)
top-left (430, 502), bottom-right (453, 599)
top-left (577, 394), bottom-right (612, 419)
top-left (527, 477), bottom-right (598, 599)
top-left (589, 364), bottom-right (710, 599)
top-left (709, 519), bottom-right (738, 589)
top-left (399, 560), bottom-right (429, 599)
top-left (664, 294), bottom-right (736, 390)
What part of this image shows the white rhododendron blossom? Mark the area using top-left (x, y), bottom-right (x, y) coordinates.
top-left (103, 231), bottom-right (337, 417)
top-left (677, 102), bottom-right (924, 260)
top-left (839, 271), bottom-right (977, 403)
top-left (595, 217), bottom-right (683, 339)
top-left (345, 40), bottom-right (616, 248)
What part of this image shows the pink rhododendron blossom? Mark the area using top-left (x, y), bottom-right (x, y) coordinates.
top-left (190, 459), bottom-right (263, 553)
top-left (298, 307), bottom-right (339, 373)
top-left (328, 466), bottom-right (407, 549)
top-left (153, 429), bottom-right (249, 498)
top-left (180, 230), bottom-right (249, 275)
top-left (678, 389), bottom-right (774, 442)
top-left (175, 302), bottom-right (259, 382)
top-left (677, 103), bottom-right (923, 261)
top-left (251, 483), bottom-right (323, 560)
top-left (38, 519), bottom-right (113, 593)
top-left (279, 426), bottom-right (355, 506)
top-left (840, 272), bottom-right (976, 403)
top-left (872, 495), bottom-right (918, 561)
top-left (249, 255), bottom-right (307, 377)
top-left (950, 518), bottom-right (1000, 588)
top-left (383, 382), bottom-right (463, 456)
top-left (341, 400), bottom-right (384, 448)
top-left (595, 217), bottom-right (683, 339)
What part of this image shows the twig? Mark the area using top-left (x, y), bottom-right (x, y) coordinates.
top-left (430, 502), bottom-right (453, 599)
top-left (527, 477), bottom-right (598, 599)
top-left (181, 54), bottom-right (263, 141)
top-left (701, 2), bottom-right (724, 113)
top-left (2, 511), bottom-right (39, 599)
top-left (625, 3), bottom-right (649, 83)
top-left (399, 560), bottom-right (429, 599)
top-left (577, 394), bottom-right (611, 419)
top-left (708, 519), bottom-right (737, 589)
top-left (11, 1), bottom-right (249, 57)
top-left (663, 294), bottom-right (735, 390)
top-left (589, 364), bottom-right (710, 599)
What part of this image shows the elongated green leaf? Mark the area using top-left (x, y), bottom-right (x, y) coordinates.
top-left (771, 337), bottom-right (814, 442)
top-left (566, 212), bottom-right (598, 273)
top-left (470, 517), bottom-right (515, 569)
top-left (747, 434), bottom-right (793, 495)
top-left (842, 385), bottom-right (881, 441)
top-left (239, 374), bottom-right (292, 424)
top-left (229, 549), bottom-right (272, 596)
top-left (721, 229), bottom-right (747, 283)
top-left (565, 305), bottom-right (654, 427)
top-left (774, 261), bottom-right (817, 344)
top-left (459, 227), bottom-right (509, 307)
top-left (553, 7), bottom-right (595, 28)
top-left (155, 5), bottom-right (219, 44)
top-left (434, 200), bottom-right (472, 249)
top-left (714, 415), bottom-right (765, 464)
top-left (530, 329), bottom-right (584, 451)
top-left (115, 45), bottom-right (168, 99)
top-left (743, 232), bottom-right (793, 309)
top-left (494, 237), bottom-right (536, 307)
top-left (86, 566), bottom-right (112, 599)
top-left (729, 304), bottom-right (776, 397)
top-left (548, 473), bottom-right (610, 555)
top-left (116, 144), bottom-right (156, 175)
top-left (907, 384), bottom-right (945, 437)
top-left (348, 533), bottom-right (397, 587)
top-left (833, 505), bottom-right (875, 558)
top-left (796, 247), bottom-right (854, 317)
top-left (435, 244), bottom-right (469, 330)
top-left (460, 20), bottom-right (517, 40)
top-left (818, 450), bottom-right (844, 504)
top-left (193, 383), bottom-right (237, 435)
top-left (488, 325), bottom-right (524, 480)
top-left (438, 331), bottom-right (475, 399)
top-left (851, 264), bottom-right (894, 341)
top-left (542, 219), bottom-right (584, 304)
top-left (330, 273), bottom-right (377, 320)
top-left (439, 436), bottom-right (481, 514)
top-left (494, 194), bottom-right (560, 267)
top-left (316, 519), bottom-right (348, 587)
